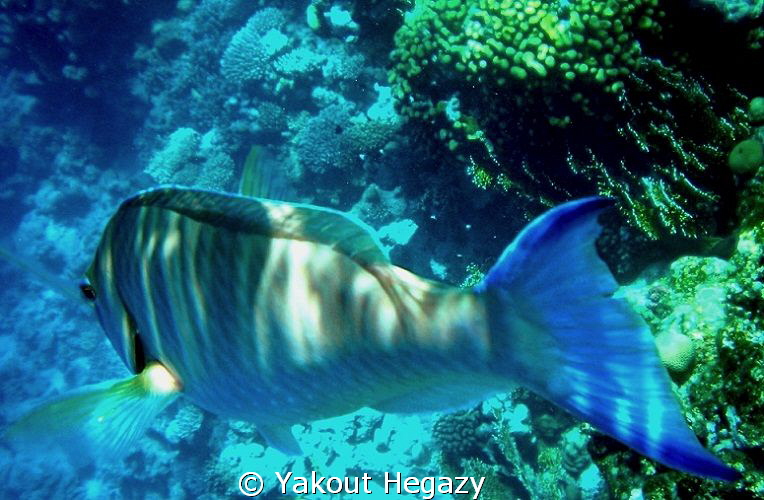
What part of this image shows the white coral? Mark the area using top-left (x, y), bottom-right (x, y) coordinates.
top-left (145, 127), bottom-right (234, 191)
top-left (220, 8), bottom-right (289, 84)
top-left (145, 127), bottom-right (200, 183)
top-left (274, 47), bottom-right (325, 77)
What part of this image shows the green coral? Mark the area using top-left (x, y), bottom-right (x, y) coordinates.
top-left (750, 96), bottom-right (764, 124)
top-left (728, 138), bottom-right (764, 174)
top-left (459, 262), bottom-right (486, 288)
top-left (389, 0), bottom-right (752, 238)
top-left (392, 0), bottom-right (650, 94)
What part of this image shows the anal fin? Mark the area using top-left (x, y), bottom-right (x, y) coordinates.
top-left (371, 383), bottom-right (502, 414)
top-left (258, 424), bottom-right (302, 455)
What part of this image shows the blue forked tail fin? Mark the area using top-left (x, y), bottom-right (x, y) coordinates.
top-left (476, 197), bottom-right (740, 481)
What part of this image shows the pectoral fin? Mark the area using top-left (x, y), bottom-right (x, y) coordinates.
top-left (258, 424), bottom-right (302, 455)
top-left (4, 362), bottom-right (180, 467)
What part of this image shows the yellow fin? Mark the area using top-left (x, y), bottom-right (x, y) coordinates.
top-left (237, 145), bottom-right (292, 200)
top-left (238, 145), bottom-right (265, 198)
top-left (4, 363), bottom-right (180, 466)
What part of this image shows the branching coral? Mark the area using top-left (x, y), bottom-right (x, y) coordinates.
top-left (220, 8), bottom-right (288, 84)
top-left (292, 101), bottom-right (400, 176)
top-left (145, 127), bottom-right (200, 183)
top-left (145, 127), bottom-right (235, 191)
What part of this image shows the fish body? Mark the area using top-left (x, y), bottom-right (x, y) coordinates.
top-left (88, 188), bottom-right (498, 434)
top-left (6, 186), bottom-right (740, 481)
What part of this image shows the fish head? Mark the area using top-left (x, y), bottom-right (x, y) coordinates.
top-left (83, 252), bottom-right (145, 375)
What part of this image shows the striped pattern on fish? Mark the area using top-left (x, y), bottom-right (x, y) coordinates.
top-left (4, 186), bottom-right (740, 481)
top-left (87, 188), bottom-right (494, 425)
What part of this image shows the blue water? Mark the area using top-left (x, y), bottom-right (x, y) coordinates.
top-left (1, 1), bottom-right (761, 498)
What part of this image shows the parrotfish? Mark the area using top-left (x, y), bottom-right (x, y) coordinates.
top-left (5, 186), bottom-right (739, 481)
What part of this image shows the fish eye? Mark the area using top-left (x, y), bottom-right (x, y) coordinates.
top-left (80, 283), bottom-right (97, 301)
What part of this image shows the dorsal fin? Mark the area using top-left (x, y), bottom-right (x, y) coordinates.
top-left (121, 186), bottom-right (389, 265)
top-left (238, 145), bottom-right (292, 201)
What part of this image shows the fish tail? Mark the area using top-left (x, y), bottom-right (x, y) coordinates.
top-left (3, 363), bottom-right (180, 466)
top-left (475, 197), bottom-right (740, 481)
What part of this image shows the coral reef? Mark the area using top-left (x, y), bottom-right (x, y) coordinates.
top-left (145, 127), bottom-right (235, 191)
top-left (220, 8), bottom-right (290, 84)
top-left (432, 407), bottom-right (496, 465)
top-left (289, 87), bottom-right (401, 203)
top-left (203, 408), bottom-right (439, 497)
top-left (388, 0), bottom-right (757, 238)
top-left (131, 1), bottom-right (406, 211)
top-left (440, 166), bottom-right (764, 496)
top-left (0, 0), bottom-right (163, 150)
top-left (431, 395), bottom-right (606, 499)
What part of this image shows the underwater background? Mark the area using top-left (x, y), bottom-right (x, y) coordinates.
top-left (0, 0), bottom-right (763, 498)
